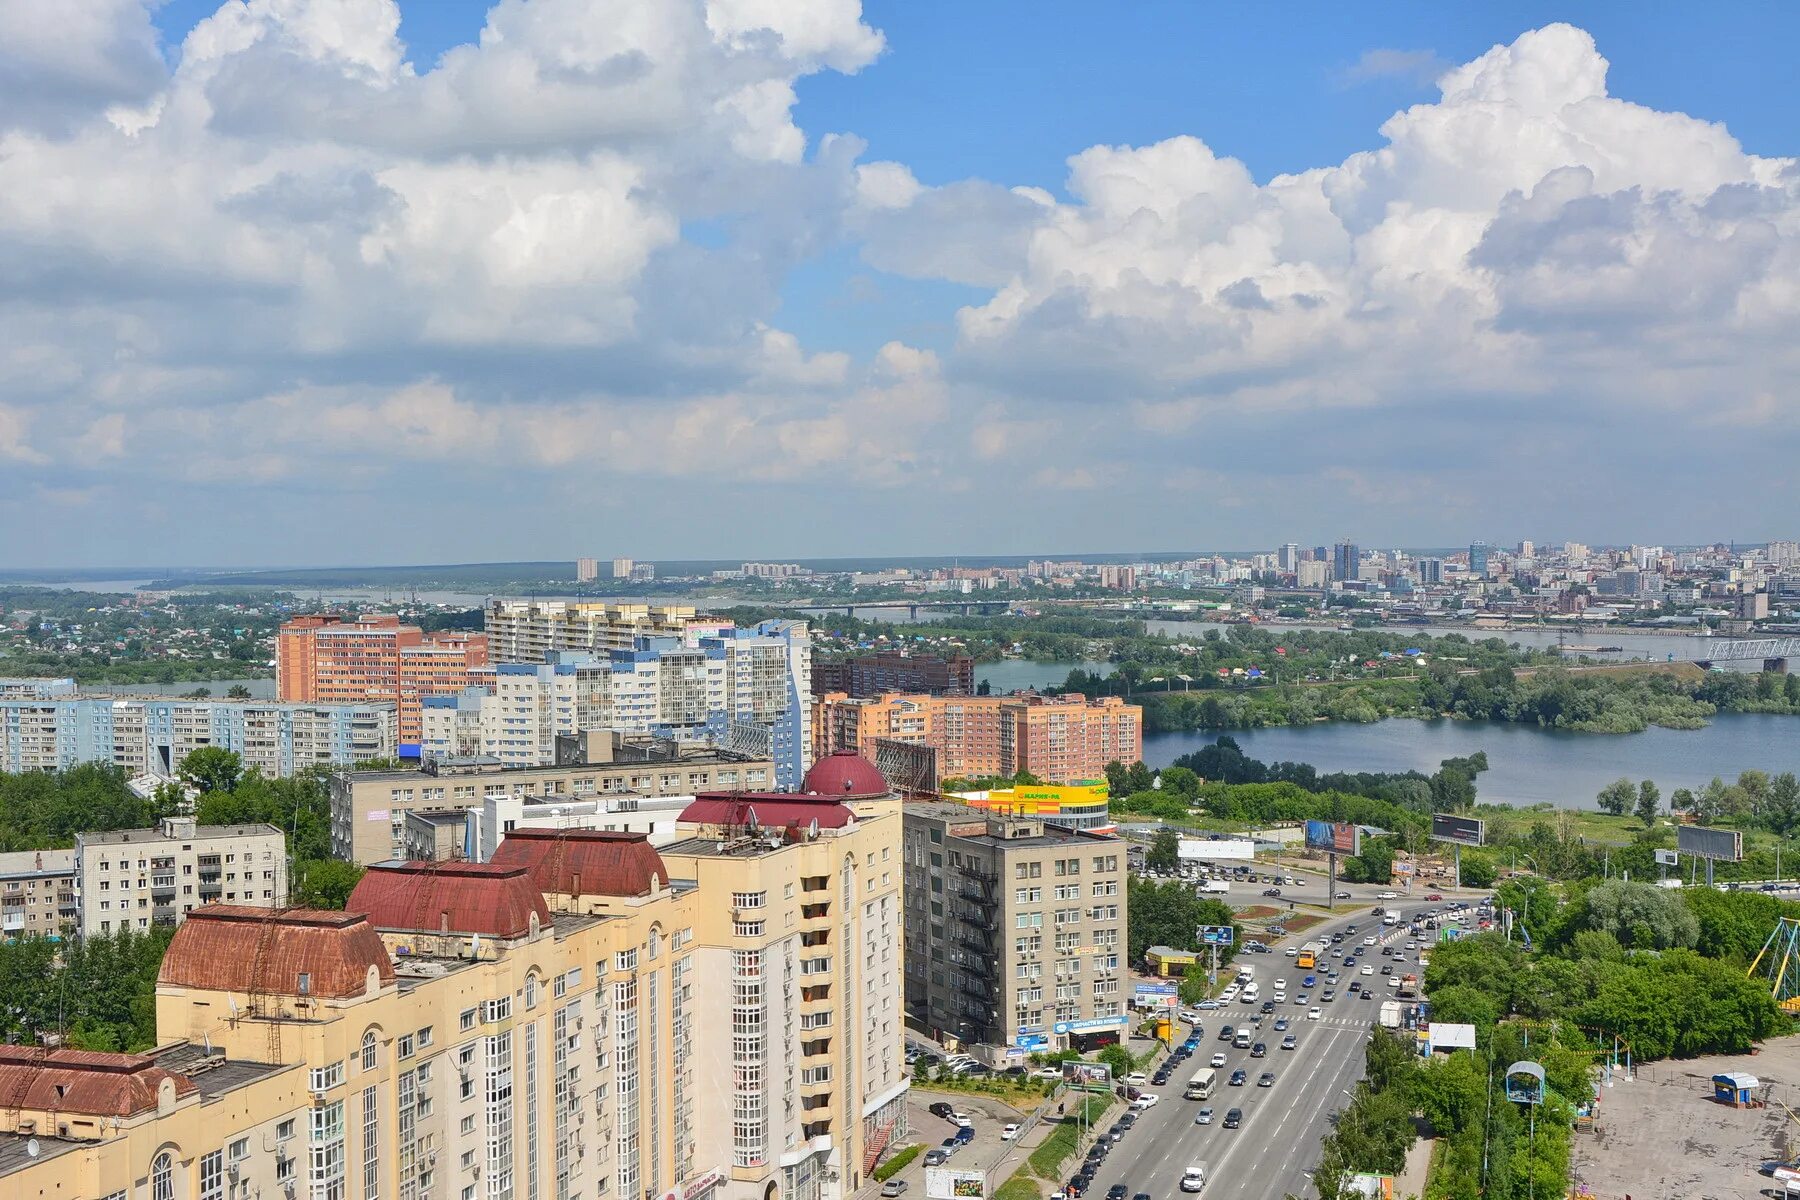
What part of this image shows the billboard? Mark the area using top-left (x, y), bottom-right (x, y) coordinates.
top-left (1430, 812), bottom-right (1485, 848)
top-left (1678, 825), bottom-right (1743, 862)
top-left (1061, 1061), bottom-right (1113, 1088)
top-left (1197, 925), bottom-right (1236, 946)
top-left (1133, 983), bottom-right (1179, 1009)
top-left (925, 1170), bottom-right (988, 1200)
top-left (1653, 848), bottom-right (1679, 866)
top-left (1305, 820), bottom-right (1361, 855)
top-left (1179, 837), bottom-right (1255, 861)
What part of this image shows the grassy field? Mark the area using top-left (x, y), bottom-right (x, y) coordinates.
top-left (1024, 1096), bottom-right (1112, 1181)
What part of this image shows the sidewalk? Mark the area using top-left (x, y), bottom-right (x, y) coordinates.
top-left (1395, 1135), bottom-right (1434, 1200)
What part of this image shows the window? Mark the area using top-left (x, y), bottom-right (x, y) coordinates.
top-left (482, 996), bottom-right (511, 1023)
top-left (524, 974), bottom-right (539, 1009)
top-left (417, 1025), bottom-right (433, 1048)
top-left (731, 891), bottom-right (766, 909)
top-left (361, 1085), bottom-right (380, 1200)
top-left (615, 949), bottom-right (637, 972)
top-left (199, 1150), bottom-right (225, 1200)
top-left (397, 1033), bottom-right (415, 1060)
top-left (361, 1030), bottom-right (379, 1072)
top-left (461, 1114), bottom-right (476, 1135)
top-left (733, 920), bottom-right (765, 937)
top-left (309, 1061), bottom-right (344, 1092)
top-left (460, 1007), bottom-right (478, 1032)
top-left (277, 1118), bottom-right (297, 1140)
top-left (1014, 887), bottom-right (1041, 904)
top-left (152, 1152), bottom-right (175, 1200)
top-left (230, 1138), bottom-right (250, 1162)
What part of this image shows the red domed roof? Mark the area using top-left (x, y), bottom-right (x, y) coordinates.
top-left (803, 749), bottom-right (891, 798)
top-left (491, 829), bottom-right (668, 899)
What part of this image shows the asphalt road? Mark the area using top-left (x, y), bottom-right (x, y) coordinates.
top-left (1076, 893), bottom-right (1451, 1200)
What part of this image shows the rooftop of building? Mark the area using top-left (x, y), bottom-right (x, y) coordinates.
top-left (903, 800), bottom-right (1117, 849)
top-left (77, 822), bottom-right (283, 846)
top-left (159, 906), bottom-right (395, 1000)
top-left (150, 1044), bottom-right (289, 1101)
top-left (0, 848), bottom-right (75, 878)
top-left (0, 1130), bottom-right (83, 1176)
top-left (489, 829), bottom-right (670, 899)
top-left (800, 749), bottom-right (892, 800)
top-left (0, 1045), bottom-right (198, 1119)
top-left (677, 791), bottom-right (860, 834)
top-left (342, 739), bottom-right (767, 782)
top-left (404, 808), bottom-right (471, 827)
top-left (349, 861), bottom-right (551, 940)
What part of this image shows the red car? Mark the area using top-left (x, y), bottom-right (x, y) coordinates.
top-left (1426, 894), bottom-right (1443, 901)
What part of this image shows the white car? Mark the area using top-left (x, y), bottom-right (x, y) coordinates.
top-left (951, 1112), bottom-right (973, 1128)
top-left (1034, 1066), bottom-right (1062, 1079)
top-left (1123, 1072), bottom-right (1149, 1087)
top-left (1362, 936), bottom-right (1377, 946)
top-left (1307, 1007), bottom-right (1322, 1021)
top-left (1000, 1123), bottom-right (1020, 1141)
top-left (1210, 1052), bottom-right (1228, 1068)
top-left (1387, 977), bottom-right (1402, 989)
top-left (1129, 1093), bottom-right (1160, 1110)
top-left (1361, 965), bottom-right (1374, 976)
top-left (1285, 947), bottom-right (1299, 957)
top-left (1379, 891), bottom-right (1399, 899)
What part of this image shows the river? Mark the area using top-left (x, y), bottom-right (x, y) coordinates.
top-left (1141, 713), bottom-right (1800, 810)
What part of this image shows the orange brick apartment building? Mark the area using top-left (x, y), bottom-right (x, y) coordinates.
top-left (812, 690), bottom-right (1141, 783)
top-left (277, 614), bottom-right (489, 747)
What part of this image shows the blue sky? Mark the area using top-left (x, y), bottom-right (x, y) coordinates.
top-left (0, 2), bottom-right (1795, 564)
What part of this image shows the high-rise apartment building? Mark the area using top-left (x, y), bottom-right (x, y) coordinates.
top-left (5, 786), bottom-right (905, 1200)
top-left (1277, 543), bottom-right (1300, 572)
top-left (612, 556), bottom-right (636, 578)
top-left (903, 801), bottom-right (1129, 1053)
top-left (1332, 540), bottom-right (1360, 582)
top-left (277, 614), bottom-right (489, 749)
top-left (1417, 557), bottom-right (1445, 585)
top-left (0, 676), bottom-right (76, 700)
top-left (1297, 560), bottom-right (1329, 588)
top-left (813, 692), bottom-right (1140, 784)
top-left (484, 599), bottom-right (696, 661)
top-left (329, 741), bottom-right (776, 864)
top-left (813, 651), bottom-right (976, 698)
top-left (74, 817), bottom-right (287, 935)
top-left (576, 556), bottom-right (600, 582)
top-left (0, 695), bottom-right (395, 777)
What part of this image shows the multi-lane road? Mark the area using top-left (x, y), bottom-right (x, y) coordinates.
top-left (1074, 889), bottom-right (1453, 1200)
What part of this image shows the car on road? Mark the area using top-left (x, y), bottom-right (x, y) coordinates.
top-left (1130, 1094), bottom-right (1159, 1111)
top-left (1322, 989), bottom-right (1336, 1002)
top-left (1218, 1025), bottom-right (1235, 1042)
top-left (1064, 1178), bottom-right (1086, 1199)
top-left (1193, 1107), bottom-right (1214, 1126)
top-left (1379, 890), bottom-right (1399, 899)
top-left (1260, 999), bottom-right (1276, 1013)
top-left (1001, 1123), bottom-right (1020, 1141)
top-left (1293, 993), bottom-right (1308, 1005)
top-left (1362, 964), bottom-right (1374, 976)
top-left (1262, 887), bottom-right (1281, 897)
top-left (1302, 975), bottom-right (1316, 988)
top-left (1104, 1124), bottom-right (1126, 1144)
top-left (928, 1102), bottom-right (954, 1120)
top-left (1180, 1165), bottom-right (1208, 1193)
top-left (1308, 1007), bottom-right (1322, 1020)
top-left (1284, 947), bottom-right (1299, 957)
top-left (1250, 1042), bottom-right (1266, 1058)
top-left (1229, 1068), bottom-right (1248, 1086)
top-left (1388, 976), bottom-right (1402, 988)
top-left (1282, 1034), bottom-right (1298, 1050)
top-left (1122, 1072), bottom-right (1148, 1087)
top-left (1131, 1191), bottom-right (1151, 1200)
top-left (1273, 1017), bottom-right (1290, 1031)
top-left (1195, 999), bottom-right (1222, 1010)
top-left (1106, 1185), bottom-right (1128, 1200)
top-left (1210, 1052), bottom-right (1228, 1068)
top-left (1223, 1107), bottom-right (1243, 1129)
top-left (1335, 891), bottom-right (1352, 899)
top-left (1361, 990), bottom-right (1374, 1001)
top-left (1152, 1069), bottom-right (1171, 1086)
top-left (954, 1127), bottom-right (975, 1146)
top-left (951, 1112), bottom-right (973, 1128)
top-left (1257, 1071), bottom-right (1276, 1087)
top-left (1427, 893), bottom-right (1443, 901)
top-left (881, 1181), bottom-right (908, 1198)
top-left (924, 1149), bottom-right (950, 1166)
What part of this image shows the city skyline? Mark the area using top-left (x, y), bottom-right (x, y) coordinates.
top-left (3, 3), bottom-right (1797, 562)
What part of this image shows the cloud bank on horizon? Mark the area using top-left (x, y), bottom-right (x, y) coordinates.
top-left (1, 1), bottom-right (1795, 563)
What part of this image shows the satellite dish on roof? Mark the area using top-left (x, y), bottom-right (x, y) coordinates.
top-left (26, 1138), bottom-right (40, 1159)
top-left (744, 806), bottom-right (760, 834)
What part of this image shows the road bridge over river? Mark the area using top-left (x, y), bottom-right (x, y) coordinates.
top-left (1692, 637), bottom-right (1800, 671)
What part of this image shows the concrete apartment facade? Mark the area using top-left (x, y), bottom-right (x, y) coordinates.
top-left (329, 743), bottom-right (776, 864)
top-left (0, 696), bottom-right (395, 777)
top-left (74, 818), bottom-right (288, 935)
top-left (902, 801), bottom-right (1128, 1055)
top-left (813, 692), bottom-right (1142, 784)
top-left (482, 599), bottom-right (696, 661)
top-left (277, 614), bottom-right (489, 748)
top-left (4, 782), bottom-right (906, 1200)
top-left (0, 848), bottom-right (76, 939)
top-left (811, 652), bottom-right (976, 699)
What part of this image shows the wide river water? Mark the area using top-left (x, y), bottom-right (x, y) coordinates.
top-left (1141, 713), bottom-right (1800, 810)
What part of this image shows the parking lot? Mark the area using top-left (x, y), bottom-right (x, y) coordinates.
top-left (1572, 1038), bottom-right (1800, 1200)
top-left (876, 1091), bottom-right (1042, 1197)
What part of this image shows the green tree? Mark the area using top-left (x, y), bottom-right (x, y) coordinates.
top-left (226, 684), bottom-right (253, 699)
top-left (179, 746), bottom-right (243, 794)
top-left (1145, 829), bottom-right (1180, 873)
top-left (1579, 879), bottom-right (1699, 949)
top-left (1635, 779), bottom-right (1661, 827)
top-left (1096, 1044), bottom-right (1134, 1080)
top-left (1670, 786), bottom-right (1696, 815)
top-left (1125, 761), bottom-right (1154, 794)
top-left (1104, 760), bottom-right (1128, 798)
top-left (1178, 961), bottom-right (1210, 1006)
top-left (292, 859), bottom-right (366, 909)
top-left (1457, 852), bottom-right (1498, 888)
top-left (1595, 777), bottom-right (1635, 816)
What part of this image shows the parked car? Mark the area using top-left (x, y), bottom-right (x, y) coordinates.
top-left (881, 1182), bottom-right (909, 1198)
top-left (1123, 1072), bottom-right (1149, 1087)
top-left (924, 1149), bottom-right (950, 1167)
top-left (1130, 1094), bottom-right (1159, 1110)
top-left (951, 1112), bottom-right (973, 1128)
top-left (928, 1102), bottom-right (954, 1120)
top-left (1001, 1123), bottom-right (1020, 1141)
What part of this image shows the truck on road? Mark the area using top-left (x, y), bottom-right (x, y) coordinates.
top-left (1201, 880), bottom-right (1230, 895)
top-left (1378, 1001), bottom-right (1402, 1029)
top-left (1398, 973), bottom-right (1419, 999)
